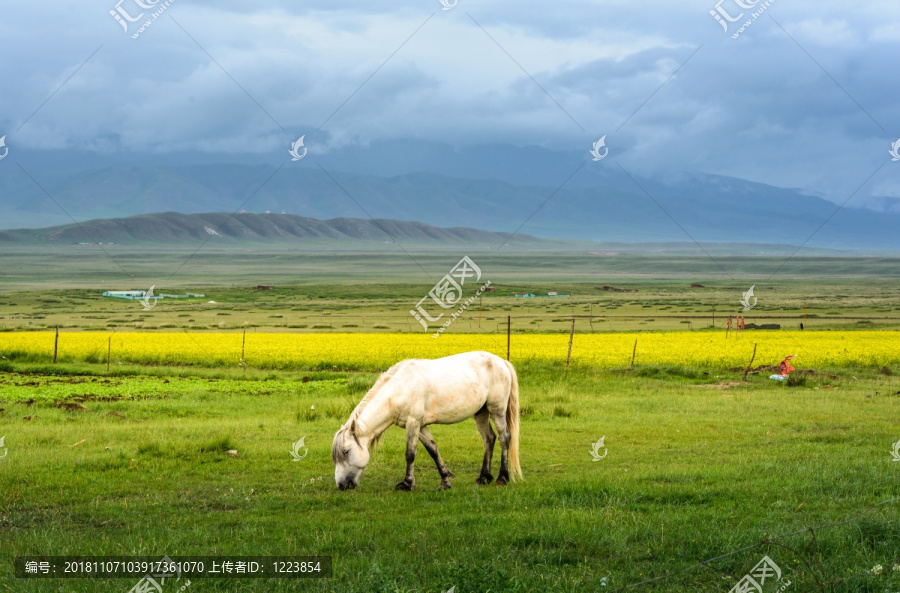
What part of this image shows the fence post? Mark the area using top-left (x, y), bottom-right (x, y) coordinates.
top-left (631, 339), bottom-right (637, 369)
top-left (742, 343), bottom-right (758, 380)
top-left (506, 316), bottom-right (511, 361)
top-left (53, 326), bottom-right (59, 364)
top-left (566, 318), bottom-right (575, 367)
top-left (107, 336), bottom-right (111, 373)
top-left (241, 328), bottom-right (247, 370)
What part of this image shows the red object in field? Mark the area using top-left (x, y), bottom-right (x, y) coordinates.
top-left (779, 355), bottom-right (797, 375)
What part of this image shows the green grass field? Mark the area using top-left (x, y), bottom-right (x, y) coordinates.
top-left (3, 247), bottom-right (900, 335)
top-left (1, 360), bottom-right (899, 592)
top-left (2, 248), bottom-right (899, 592)
top-left (3, 279), bottom-right (900, 335)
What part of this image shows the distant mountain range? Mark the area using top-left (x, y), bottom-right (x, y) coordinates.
top-left (2, 141), bottom-right (899, 249)
top-left (0, 212), bottom-right (544, 246)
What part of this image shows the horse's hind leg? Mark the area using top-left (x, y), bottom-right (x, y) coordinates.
top-left (395, 418), bottom-right (421, 491)
top-left (418, 427), bottom-right (453, 490)
top-left (490, 410), bottom-right (511, 486)
top-left (474, 407), bottom-right (495, 485)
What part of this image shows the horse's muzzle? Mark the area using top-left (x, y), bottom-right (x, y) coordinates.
top-left (338, 481), bottom-right (357, 491)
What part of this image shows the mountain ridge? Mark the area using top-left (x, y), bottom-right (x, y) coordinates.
top-left (0, 212), bottom-right (544, 246)
top-left (3, 152), bottom-right (900, 248)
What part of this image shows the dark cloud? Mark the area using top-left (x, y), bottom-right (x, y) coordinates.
top-left (0, 0), bottom-right (898, 206)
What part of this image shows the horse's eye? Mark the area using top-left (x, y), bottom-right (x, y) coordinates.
top-left (342, 449), bottom-right (350, 455)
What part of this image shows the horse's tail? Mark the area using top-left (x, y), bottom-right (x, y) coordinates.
top-left (505, 360), bottom-right (523, 481)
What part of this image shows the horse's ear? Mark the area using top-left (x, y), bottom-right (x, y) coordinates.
top-left (349, 419), bottom-right (362, 447)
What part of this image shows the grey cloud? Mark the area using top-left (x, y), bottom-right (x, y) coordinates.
top-left (0, 0), bottom-right (898, 207)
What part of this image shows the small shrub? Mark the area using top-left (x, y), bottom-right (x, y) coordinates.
top-left (345, 375), bottom-right (375, 395)
top-left (551, 405), bottom-right (573, 418)
top-left (786, 373), bottom-right (807, 387)
top-left (324, 401), bottom-right (355, 420)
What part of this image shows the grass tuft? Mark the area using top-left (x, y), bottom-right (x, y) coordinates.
top-left (199, 436), bottom-right (237, 453)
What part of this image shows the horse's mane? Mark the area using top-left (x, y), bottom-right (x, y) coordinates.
top-left (332, 361), bottom-right (406, 463)
top-left (348, 361), bottom-right (403, 423)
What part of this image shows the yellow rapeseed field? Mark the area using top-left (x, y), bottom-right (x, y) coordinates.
top-left (0, 330), bottom-right (897, 371)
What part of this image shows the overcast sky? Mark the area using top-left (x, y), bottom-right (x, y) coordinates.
top-left (1, 0), bottom-right (899, 205)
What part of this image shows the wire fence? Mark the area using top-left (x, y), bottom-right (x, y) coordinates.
top-left (3, 320), bottom-right (900, 374)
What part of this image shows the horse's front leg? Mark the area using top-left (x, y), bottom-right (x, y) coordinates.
top-left (419, 426), bottom-right (454, 490)
top-left (395, 418), bottom-right (421, 491)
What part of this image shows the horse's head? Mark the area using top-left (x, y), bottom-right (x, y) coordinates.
top-left (332, 420), bottom-right (369, 490)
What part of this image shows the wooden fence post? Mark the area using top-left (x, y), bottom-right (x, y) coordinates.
top-left (742, 343), bottom-right (758, 380)
top-left (631, 339), bottom-right (637, 369)
top-left (241, 328), bottom-right (247, 370)
top-left (566, 318), bottom-right (575, 366)
top-left (506, 316), bottom-right (511, 361)
top-left (53, 326), bottom-right (59, 364)
top-left (479, 295), bottom-right (483, 328)
top-left (107, 336), bottom-right (111, 372)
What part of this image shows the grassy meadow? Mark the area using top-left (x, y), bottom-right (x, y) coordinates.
top-left (1, 247), bottom-right (899, 592)
top-left (1, 360), bottom-right (899, 592)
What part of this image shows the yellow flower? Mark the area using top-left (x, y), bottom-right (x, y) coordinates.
top-left (1, 330), bottom-right (897, 370)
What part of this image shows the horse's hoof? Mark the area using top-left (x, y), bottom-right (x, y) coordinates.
top-left (475, 474), bottom-right (493, 485)
top-left (438, 482), bottom-right (452, 491)
top-left (496, 476), bottom-right (509, 486)
top-left (395, 481), bottom-right (413, 491)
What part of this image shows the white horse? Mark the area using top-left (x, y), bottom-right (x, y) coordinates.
top-left (332, 351), bottom-right (522, 491)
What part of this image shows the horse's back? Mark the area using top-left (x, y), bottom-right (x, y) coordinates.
top-left (397, 351), bottom-right (512, 425)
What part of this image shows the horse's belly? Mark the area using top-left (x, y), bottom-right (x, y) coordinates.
top-left (422, 388), bottom-right (485, 425)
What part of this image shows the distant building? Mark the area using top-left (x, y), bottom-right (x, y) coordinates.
top-left (101, 291), bottom-right (205, 300)
top-left (515, 291), bottom-right (569, 298)
top-left (102, 290), bottom-right (147, 299)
